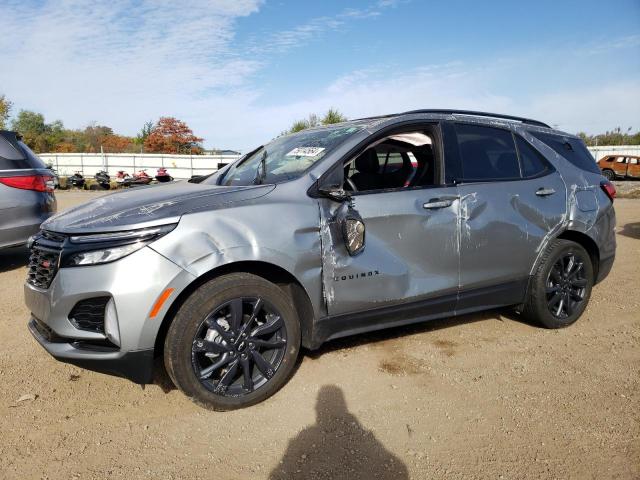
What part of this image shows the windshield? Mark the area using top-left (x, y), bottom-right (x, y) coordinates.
top-left (216, 124), bottom-right (364, 186)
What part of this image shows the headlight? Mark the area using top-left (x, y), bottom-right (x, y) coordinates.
top-left (61, 224), bottom-right (176, 267)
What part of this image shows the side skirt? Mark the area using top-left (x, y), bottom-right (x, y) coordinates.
top-left (309, 278), bottom-right (528, 349)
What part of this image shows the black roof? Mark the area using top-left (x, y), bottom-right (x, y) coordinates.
top-left (356, 109), bottom-right (551, 128)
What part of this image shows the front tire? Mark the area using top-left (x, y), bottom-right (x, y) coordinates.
top-left (522, 240), bottom-right (593, 328)
top-left (164, 273), bottom-right (301, 410)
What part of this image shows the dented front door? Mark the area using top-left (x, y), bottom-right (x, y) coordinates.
top-left (319, 188), bottom-right (460, 316)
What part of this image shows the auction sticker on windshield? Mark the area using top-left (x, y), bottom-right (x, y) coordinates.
top-left (286, 147), bottom-right (325, 157)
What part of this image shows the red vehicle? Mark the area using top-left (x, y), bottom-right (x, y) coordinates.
top-left (155, 167), bottom-right (173, 183)
top-left (115, 170), bottom-right (131, 187)
top-left (597, 155), bottom-right (640, 180)
top-left (131, 169), bottom-right (152, 186)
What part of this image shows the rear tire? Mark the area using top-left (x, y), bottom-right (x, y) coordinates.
top-left (164, 273), bottom-right (301, 410)
top-left (602, 169), bottom-right (615, 181)
top-left (522, 240), bottom-right (593, 329)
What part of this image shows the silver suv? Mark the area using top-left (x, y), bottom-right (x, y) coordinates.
top-left (24, 110), bottom-right (616, 410)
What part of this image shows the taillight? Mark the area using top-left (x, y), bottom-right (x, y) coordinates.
top-left (600, 180), bottom-right (616, 202)
top-left (0, 175), bottom-right (54, 192)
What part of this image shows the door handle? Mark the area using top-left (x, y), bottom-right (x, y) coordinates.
top-left (423, 198), bottom-right (454, 209)
top-left (535, 187), bottom-right (556, 197)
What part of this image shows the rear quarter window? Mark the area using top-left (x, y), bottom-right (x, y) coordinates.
top-left (529, 131), bottom-right (600, 174)
top-left (0, 134), bottom-right (47, 170)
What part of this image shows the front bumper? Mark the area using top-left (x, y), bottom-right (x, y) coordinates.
top-left (29, 317), bottom-right (154, 383)
top-left (24, 245), bottom-right (196, 383)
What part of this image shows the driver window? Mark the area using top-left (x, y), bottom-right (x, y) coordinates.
top-left (344, 130), bottom-right (436, 193)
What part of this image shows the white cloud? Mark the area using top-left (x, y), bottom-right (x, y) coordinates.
top-left (0, 0), bottom-right (638, 151)
top-left (0, 0), bottom-right (263, 136)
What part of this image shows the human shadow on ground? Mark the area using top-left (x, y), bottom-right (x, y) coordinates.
top-left (0, 245), bottom-right (30, 273)
top-left (269, 385), bottom-right (409, 480)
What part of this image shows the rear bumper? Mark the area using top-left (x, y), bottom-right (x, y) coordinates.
top-left (29, 317), bottom-right (154, 383)
top-left (596, 254), bottom-right (615, 284)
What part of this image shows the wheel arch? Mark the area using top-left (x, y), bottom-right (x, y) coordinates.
top-left (520, 228), bottom-right (601, 312)
top-left (154, 260), bottom-right (316, 357)
top-left (555, 229), bottom-right (600, 281)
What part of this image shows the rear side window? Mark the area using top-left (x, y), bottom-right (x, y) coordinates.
top-left (529, 132), bottom-right (600, 174)
top-left (0, 135), bottom-right (23, 161)
top-left (455, 124), bottom-right (520, 181)
top-left (515, 136), bottom-right (551, 178)
top-left (18, 141), bottom-right (47, 169)
top-left (0, 134), bottom-right (46, 170)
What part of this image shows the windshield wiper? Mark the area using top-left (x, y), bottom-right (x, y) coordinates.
top-left (253, 150), bottom-right (268, 184)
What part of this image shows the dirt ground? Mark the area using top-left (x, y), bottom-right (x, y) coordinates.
top-left (0, 191), bottom-right (638, 480)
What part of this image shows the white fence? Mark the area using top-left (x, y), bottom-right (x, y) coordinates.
top-left (588, 145), bottom-right (640, 161)
top-left (38, 152), bottom-right (242, 180)
top-left (37, 146), bottom-right (640, 179)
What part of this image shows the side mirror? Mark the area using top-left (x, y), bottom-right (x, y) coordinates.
top-left (318, 183), bottom-right (350, 202)
top-left (336, 202), bottom-right (365, 256)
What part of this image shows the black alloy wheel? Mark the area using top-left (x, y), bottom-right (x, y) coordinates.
top-left (545, 252), bottom-right (588, 319)
top-left (191, 297), bottom-right (288, 396)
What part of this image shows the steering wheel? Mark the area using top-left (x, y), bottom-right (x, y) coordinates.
top-left (345, 177), bottom-right (358, 192)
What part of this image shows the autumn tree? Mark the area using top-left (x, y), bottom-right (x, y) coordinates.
top-left (144, 117), bottom-right (204, 154)
top-left (0, 94), bottom-right (12, 129)
top-left (82, 124), bottom-right (114, 152)
top-left (101, 134), bottom-right (134, 153)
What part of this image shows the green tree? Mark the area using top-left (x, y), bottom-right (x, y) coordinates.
top-left (11, 110), bottom-right (50, 151)
top-left (285, 109), bottom-right (347, 135)
top-left (578, 127), bottom-right (640, 146)
top-left (134, 120), bottom-right (154, 149)
top-left (321, 108), bottom-right (347, 125)
top-left (0, 94), bottom-right (12, 129)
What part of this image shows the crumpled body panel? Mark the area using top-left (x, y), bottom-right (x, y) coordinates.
top-left (42, 182), bottom-right (274, 233)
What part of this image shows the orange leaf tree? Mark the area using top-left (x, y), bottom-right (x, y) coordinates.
top-left (101, 134), bottom-right (134, 153)
top-left (144, 117), bottom-right (204, 154)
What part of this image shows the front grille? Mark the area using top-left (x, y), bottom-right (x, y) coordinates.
top-left (69, 297), bottom-right (110, 333)
top-left (27, 231), bottom-right (65, 289)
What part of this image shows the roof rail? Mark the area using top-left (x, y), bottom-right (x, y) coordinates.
top-left (399, 109), bottom-right (551, 128)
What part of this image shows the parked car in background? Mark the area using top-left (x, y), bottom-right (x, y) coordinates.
top-left (597, 155), bottom-right (640, 180)
top-left (0, 131), bottom-right (57, 249)
top-left (24, 110), bottom-right (616, 410)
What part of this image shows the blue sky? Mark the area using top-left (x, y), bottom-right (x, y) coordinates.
top-left (1, 0), bottom-right (639, 150)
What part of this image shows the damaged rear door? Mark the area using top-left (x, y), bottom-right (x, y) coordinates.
top-left (446, 122), bottom-right (566, 310)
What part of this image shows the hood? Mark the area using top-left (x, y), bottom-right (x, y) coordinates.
top-left (42, 181), bottom-right (275, 234)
